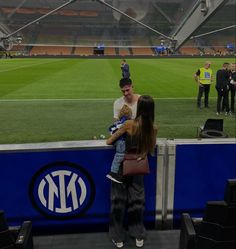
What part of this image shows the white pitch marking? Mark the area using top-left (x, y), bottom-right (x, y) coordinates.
top-left (0, 97), bottom-right (217, 102)
top-left (0, 59), bottom-right (65, 73)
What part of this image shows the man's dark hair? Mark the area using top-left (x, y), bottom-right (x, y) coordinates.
top-left (223, 62), bottom-right (229, 69)
top-left (119, 78), bottom-right (132, 88)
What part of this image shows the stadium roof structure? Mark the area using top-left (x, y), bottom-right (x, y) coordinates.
top-left (0, 0), bottom-right (235, 51)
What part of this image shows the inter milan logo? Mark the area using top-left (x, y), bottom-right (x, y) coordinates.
top-left (29, 161), bottom-right (95, 219)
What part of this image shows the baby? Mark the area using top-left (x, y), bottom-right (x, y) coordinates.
top-left (106, 104), bottom-right (132, 183)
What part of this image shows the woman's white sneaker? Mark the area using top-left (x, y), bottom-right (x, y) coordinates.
top-left (135, 239), bottom-right (144, 248)
top-left (112, 240), bottom-right (124, 248)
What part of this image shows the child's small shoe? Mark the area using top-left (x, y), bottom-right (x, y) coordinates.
top-left (106, 172), bottom-right (123, 184)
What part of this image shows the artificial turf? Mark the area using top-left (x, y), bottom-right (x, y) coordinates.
top-left (0, 58), bottom-right (235, 144)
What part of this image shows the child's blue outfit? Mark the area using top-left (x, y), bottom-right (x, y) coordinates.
top-left (109, 116), bottom-right (128, 173)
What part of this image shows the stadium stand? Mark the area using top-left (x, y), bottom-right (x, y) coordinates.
top-left (178, 47), bottom-right (200, 55)
top-left (118, 47), bottom-right (131, 56)
top-left (104, 47), bottom-right (116, 55)
top-left (74, 47), bottom-right (93, 56)
top-left (36, 34), bottom-right (73, 45)
top-left (132, 47), bottom-right (154, 55)
top-left (11, 44), bottom-right (25, 53)
top-left (201, 47), bottom-right (215, 55)
top-left (0, 0), bottom-right (235, 57)
top-left (73, 36), bottom-right (105, 46)
top-left (30, 46), bottom-right (72, 55)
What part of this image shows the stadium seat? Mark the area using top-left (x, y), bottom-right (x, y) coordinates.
top-left (224, 179), bottom-right (236, 206)
top-left (179, 179), bottom-right (236, 249)
top-left (198, 119), bottom-right (228, 138)
top-left (179, 213), bottom-right (196, 249)
top-left (0, 210), bottom-right (34, 249)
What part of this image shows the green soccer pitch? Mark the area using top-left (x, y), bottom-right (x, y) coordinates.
top-left (0, 57), bottom-right (235, 144)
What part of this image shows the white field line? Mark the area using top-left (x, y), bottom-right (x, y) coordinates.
top-left (0, 59), bottom-right (64, 73)
top-left (0, 97), bottom-right (217, 102)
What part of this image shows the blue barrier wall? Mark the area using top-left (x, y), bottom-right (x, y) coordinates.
top-left (173, 143), bottom-right (236, 227)
top-left (0, 144), bottom-right (157, 232)
top-left (1, 139), bottom-right (236, 232)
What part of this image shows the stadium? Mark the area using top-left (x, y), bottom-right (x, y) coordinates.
top-left (0, 1), bottom-right (236, 249)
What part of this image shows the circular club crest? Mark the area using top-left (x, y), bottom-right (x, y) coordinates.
top-left (29, 161), bottom-right (95, 219)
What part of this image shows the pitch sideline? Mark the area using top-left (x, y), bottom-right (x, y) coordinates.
top-left (0, 97), bottom-right (217, 102)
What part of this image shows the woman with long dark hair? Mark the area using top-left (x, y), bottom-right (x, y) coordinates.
top-left (106, 95), bottom-right (157, 248)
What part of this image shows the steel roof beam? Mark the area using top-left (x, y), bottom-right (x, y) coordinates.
top-left (97, 0), bottom-right (174, 42)
top-left (172, 0), bottom-right (229, 50)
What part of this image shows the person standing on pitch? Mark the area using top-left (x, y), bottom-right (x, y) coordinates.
top-left (194, 61), bottom-right (213, 109)
top-left (215, 62), bottom-right (230, 116)
top-left (121, 59), bottom-right (130, 79)
top-left (229, 63), bottom-right (236, 114)
top-left (114, 78), bottom-right (140, 120)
